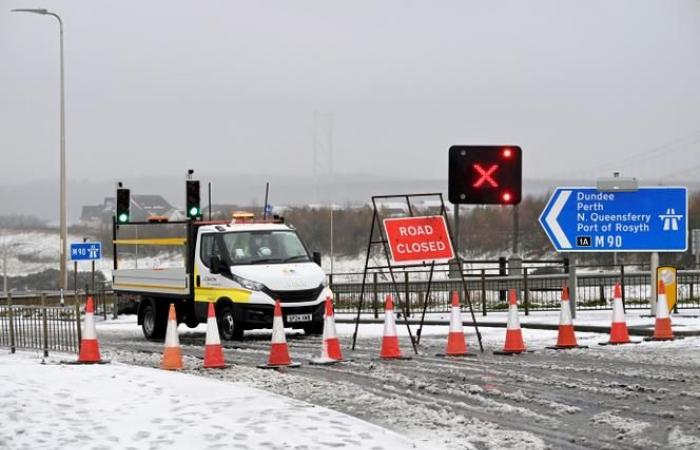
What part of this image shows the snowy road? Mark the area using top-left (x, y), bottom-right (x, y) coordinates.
top-left (97, 319), bottom-right (700, 450)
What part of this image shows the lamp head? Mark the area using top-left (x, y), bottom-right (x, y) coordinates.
top-left (11, 8), bottom-right (49, 14)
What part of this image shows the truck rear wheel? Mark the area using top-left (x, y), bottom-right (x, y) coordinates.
top-left (217, 304), bottom-right (244, 340)
top-left (141, 299), bottom-right (167, 341)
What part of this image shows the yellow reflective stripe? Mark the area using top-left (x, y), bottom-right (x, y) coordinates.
top-left (113, 238), bottom-right (186, 246)
top-left (195, 286), bottom-right (252, 303)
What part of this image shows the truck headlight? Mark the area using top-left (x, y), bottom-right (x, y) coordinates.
top-left (231, 273), bottom-right (265, 291)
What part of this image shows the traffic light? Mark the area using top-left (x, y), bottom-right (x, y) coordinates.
top-left (116, 188), bottom-right (130, 223)
top-left (448, 145), bottom-right (522, 205)
top-left (186, 180), bottom-right (201, 219)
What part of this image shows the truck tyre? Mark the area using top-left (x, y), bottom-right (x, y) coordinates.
top-left (141, 299), bottom-right (167, 341)
top-left (217, 304), bottom-right (244, 340)
top-left (303, 320), bottom-right (324, 336)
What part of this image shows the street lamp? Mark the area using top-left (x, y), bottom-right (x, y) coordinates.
top-left (12, 8), bottom-right (67, 291)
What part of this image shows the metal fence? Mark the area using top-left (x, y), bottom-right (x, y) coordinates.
top-left (0, 294), bottom-right (81, 356)
top-left (329, 267), bottom-right (700, 316)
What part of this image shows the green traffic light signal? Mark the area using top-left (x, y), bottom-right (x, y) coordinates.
top-left (118, 213), bottom-right (128, 223)
top-left (189, 206), bottom-right (200, 217)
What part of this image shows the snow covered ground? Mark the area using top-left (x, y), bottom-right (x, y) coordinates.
top-left (0, 351), bottom-right (419, 450)
top-left (88, 311), bottom-right (700, 449)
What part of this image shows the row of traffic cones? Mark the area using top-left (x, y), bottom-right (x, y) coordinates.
top-left (76, 280), bottom-right (678, 368)
top-left (162, 297), bottom-right (346, 370)
top-left (493, 280), bottom-right (677, 355)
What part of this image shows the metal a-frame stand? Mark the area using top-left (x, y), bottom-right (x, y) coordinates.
top-left (351, 193), bottom-right (484, 353)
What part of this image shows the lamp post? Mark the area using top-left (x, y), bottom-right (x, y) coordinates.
top-left (12, 8), bottom-right (67, 290)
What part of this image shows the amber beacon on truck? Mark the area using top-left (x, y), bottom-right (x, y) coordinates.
top-left (111, 177), bottom-right (331, 340)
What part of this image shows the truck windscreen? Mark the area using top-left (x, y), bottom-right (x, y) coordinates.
top-left (218, 230), bottom-right (311, 266)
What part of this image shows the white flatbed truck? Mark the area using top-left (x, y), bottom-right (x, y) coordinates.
top-left (112, 217), bottom-right (331, 340)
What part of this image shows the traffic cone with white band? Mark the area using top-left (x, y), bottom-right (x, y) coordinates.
top-left (258, 300), bottom-right (301, 368)
top-left (439, 291), bottom-right (470, 357)
top-left (78, 296), bottom-right (103, 363)
top-left (203, 303), bottom-right (226, 368)
top-left (380, 294), bottom-right (410, 360)
top-left (311, 297), bottom-right (345, 365)
top-left (547, 286), bottom-right (587, 350)
top-left (161, 303), bottom-right (183, 370)
top-left (600, 283), bottom-right (639, 346)
top-left (494, 289), bottom-right (527, 355)
top-left (645, 280), bottom-right (675, 341)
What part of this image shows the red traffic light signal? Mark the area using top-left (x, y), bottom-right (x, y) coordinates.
top-left (448, 146), bottom-right (522, 205)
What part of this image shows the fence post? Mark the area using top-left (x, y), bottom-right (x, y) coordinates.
top-left (404, 272), bottom-right (410, 318)
top-left (102, 283), bottom-right (107, 321)
top-left (75, 295), bottom-right (82, 353)
top-left (620, 264), bottom-right (626, 312)
top-left (372, 272), bottom-right (379, 319)
top-left (481, 269), bottom-right (487, 316)
top-left (112, 291), bottom-right (119, 320)
top-left (41, 293), bottom-right (49, 358)
top-left (7, 293), bottom-right (15, 354)
top-left (523, 268), bottom-right (530, 316)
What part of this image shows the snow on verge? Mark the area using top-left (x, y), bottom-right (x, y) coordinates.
top-left (0, 352), bottom-right (419, 450)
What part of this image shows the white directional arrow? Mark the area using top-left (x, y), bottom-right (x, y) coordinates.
top-left (545, 190), bottom-right (572, 249)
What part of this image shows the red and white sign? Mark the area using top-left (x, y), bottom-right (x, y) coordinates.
top-left (383, 215), bottom-right (454, 265)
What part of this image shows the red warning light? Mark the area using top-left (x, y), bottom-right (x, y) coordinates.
top-left (502, 148), bottom-right (513, 158)
top-left (501, 192), bottom-right (512, 203)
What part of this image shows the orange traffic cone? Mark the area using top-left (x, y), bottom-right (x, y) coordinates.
top-left (494, 289), bottom-right (528, 355)
top-left (438, 291), bottom-right (471, 357)
top-left (203, 303), bottom-right (226, 368)
top-left (161, 303), bottom-right (183, 370)
top-left (78, 296), bottom-right (104, 363)
top-left (547, 286), bottom-right (587, 350)
top-left (380, 294), bottom-right (410, 360)
top-left (311, 297), bottom-right (346, 365)
top-left (600, 283), bottom-right (639, 346)
top-left (258, 300), bottom-right (301, 368)
top-left (645, 280), bottom-right (675, 341)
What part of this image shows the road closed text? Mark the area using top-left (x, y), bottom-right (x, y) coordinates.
top-left (383, 216), bottom-right (454, 264)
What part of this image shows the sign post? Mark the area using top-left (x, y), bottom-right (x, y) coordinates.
top-left (692, 229), bottom-right (700, 269)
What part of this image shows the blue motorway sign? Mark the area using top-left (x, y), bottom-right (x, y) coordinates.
top-left (70, 242), bottom-right (102, 261)
top-left (539, 187), bottom-right (687, 252)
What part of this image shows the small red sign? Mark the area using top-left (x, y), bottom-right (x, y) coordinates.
top-left (383, 215), bottom-right (454, 265)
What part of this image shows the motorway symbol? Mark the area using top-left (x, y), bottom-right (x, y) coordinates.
top-left (539, 187), bottom-right (687, 252)
top-left (70, 242), bottom-right (102, 261)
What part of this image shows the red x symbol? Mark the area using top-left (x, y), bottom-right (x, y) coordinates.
top-left (473, 164), bottom-right (499, 188)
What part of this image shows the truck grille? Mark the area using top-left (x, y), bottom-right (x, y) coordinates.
top-left (264, 285), bottom-right (324, 303)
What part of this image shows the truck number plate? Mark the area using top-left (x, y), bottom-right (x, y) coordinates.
top-left (287, 313), bottom-right (312, 323)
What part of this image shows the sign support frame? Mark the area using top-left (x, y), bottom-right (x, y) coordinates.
top-left (350, 193), bottom-right (483, 353)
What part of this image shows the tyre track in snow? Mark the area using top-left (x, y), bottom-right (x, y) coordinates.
top-left (100, 329), bottom-right (700, 450)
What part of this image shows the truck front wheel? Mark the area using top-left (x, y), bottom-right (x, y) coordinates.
top-left (141, 298), bottom-right (167, 341)
top-left (217, 304), bottom-right (244, 340)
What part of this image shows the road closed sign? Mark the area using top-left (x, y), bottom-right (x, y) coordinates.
top-left (383, 215), bottom-right (454, 265)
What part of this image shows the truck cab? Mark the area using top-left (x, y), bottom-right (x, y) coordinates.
top-left (193, 222), bottom-right (330, 340)
top-left (113, 217), bottom-right (331, 340)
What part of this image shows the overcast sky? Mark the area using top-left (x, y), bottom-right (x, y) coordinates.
top-left (2, 0), bottom-right (700, 189)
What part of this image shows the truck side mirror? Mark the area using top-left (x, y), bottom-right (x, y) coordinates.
top-left (312, 251), bottom-right (322, 267)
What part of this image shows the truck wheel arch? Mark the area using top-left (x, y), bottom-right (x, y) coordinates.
top-left (215, 298), bottom-right (244, 340)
